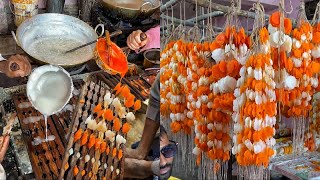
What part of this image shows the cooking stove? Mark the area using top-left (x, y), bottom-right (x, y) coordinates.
top-left (91, 4), bottom-right (159, 48)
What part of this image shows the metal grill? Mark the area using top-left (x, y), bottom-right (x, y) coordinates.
top-left (60, 72), bottom-right (143, 180)
top-left (11, 80), bottom-right (84, 180)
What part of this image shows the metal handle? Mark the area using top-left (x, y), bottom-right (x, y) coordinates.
top-left (140, 2), bottom-right (153, 12)
top-left (110, 30), bottom-right (123, 38)
top-left (95, 24), bottom-right (105, 38)
top-left (11, 31), bottom-right (21, 47)
top-left (140, 32), bottom-right (147, 41)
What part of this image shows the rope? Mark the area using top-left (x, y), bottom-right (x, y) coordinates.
top-left (311, 1), bottom-right (320, 25)
top-left (249, 0), bottom-right (265, 53)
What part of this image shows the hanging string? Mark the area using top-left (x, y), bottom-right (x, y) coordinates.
top-left (249, 0), bottom-right (265, 53)
top-left (311, 1), bottom-right (320, 25)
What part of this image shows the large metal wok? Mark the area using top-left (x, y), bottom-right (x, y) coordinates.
top-left (100, 0), bottom-right (160, 21)
top-left (12, 13), bottom-right (103, 67)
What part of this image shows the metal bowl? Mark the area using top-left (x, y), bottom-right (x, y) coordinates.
top-left (26, 65), bottom-right (74, 116)
top-left (13, 13), bottom-right (102, 67)
top-left (143, 48), bottom-right (160, 69)
top-left (100, 0), bottom-right (160, 21)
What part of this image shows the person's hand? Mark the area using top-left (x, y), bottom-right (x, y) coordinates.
top-left (127, 30), bottom-right (148, 51)
top-left (0, 136), bottom-right (9, 163)
top-left (2, 54), bottom-right (32, 78)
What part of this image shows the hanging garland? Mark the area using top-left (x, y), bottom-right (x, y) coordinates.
top-left (232, 3), bottom-right (277, 179)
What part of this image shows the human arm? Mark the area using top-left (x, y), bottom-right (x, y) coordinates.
top-left (125, 73), bottom-right (160, 159)
top-left (0, 136), bottom-right (9, 163)
top-left (127, 26), bottom-right (160, 53)
top-left (124, 158), bottom-right (160, 178)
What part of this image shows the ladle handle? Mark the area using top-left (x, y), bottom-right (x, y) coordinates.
top-left (140, 32), bottom-right (147, 41)
top-left (11, 31), bottom-right (21, 47)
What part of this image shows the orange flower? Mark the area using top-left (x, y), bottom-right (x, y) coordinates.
top-left (270, 11), bottom-right (280, 27)
top-left (259, 27), bottom-right (269, 44)
top-left (312, 32), bottom-right (320, 44)
top-left (284, 18), bottom-right (292, 34)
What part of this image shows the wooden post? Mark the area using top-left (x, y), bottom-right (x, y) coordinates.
top-left (80, 0), bottom-right (96, 22)
top-left (46, 0), bottom-right (65, 13)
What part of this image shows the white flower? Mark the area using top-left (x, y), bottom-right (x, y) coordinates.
top-left (255, 93), bottom-right (262, 105)
top-left (312, 45), bottom-right (320, 58)
top-left (281, 35), bottom-right (292, 52)
top-left (192, 147), bottom-right (201, 155)
top-left (284, 76), bottom-right (297, 90)
top-left (292, 58), bottom-right (302, 67)
top-left (244, 117), bottom-right (252, 128)
top-left (211, 48), bottom-right (225, 63)
top-left (301, 34), bottom-right (307, 41)
top-left (268, 24), bottom-right (277, 34)
top-left (253, 118), bottom-right (262, 131)
top-left (207, 123), bottom-right (213, 130)
top-left (302, 52), bottom-right (309, 59)
top-left (270, 31), bottom-right (285, 47)
top-left (244, 139), bottom-right (253, 150)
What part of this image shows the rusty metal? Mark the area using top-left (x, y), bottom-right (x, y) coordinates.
top-left (126, 76), bottom-right (151, 99)
top-left (11, 80), bottom-right (83, 180)
top-left (60, 72), bottom-right (135, 180)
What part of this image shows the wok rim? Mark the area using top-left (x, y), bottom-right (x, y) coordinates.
top-left (16, 13), bottom-right (98, 66)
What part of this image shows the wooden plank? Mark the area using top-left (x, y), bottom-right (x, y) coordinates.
top-left (46, 0), bottom-right (66, 13)
top-left (0, 35), bottom-right (24, 57)
top-left (80, 0), bottom-right (96, 22)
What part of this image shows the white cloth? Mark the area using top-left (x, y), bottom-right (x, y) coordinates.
top-left (0, 54), bottom-right (6, 61)
top-left (0, 54), bottom-right (6, 73)
top-left (0, 164), bottom-right (6, 180)
top-left (151, 159), bottom-right (160, 176)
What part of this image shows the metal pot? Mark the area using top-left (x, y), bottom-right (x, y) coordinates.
top-left (143, 48), bottom-right (160, 69)
top-left (100, 0), bottom-right (160, 21)
top-left (12, 13), bottom-right (104, 67)
top-left (26, 65), bottom-right (74, 116)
